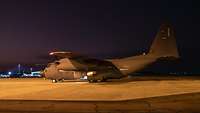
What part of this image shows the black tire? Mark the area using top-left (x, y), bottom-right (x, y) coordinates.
top-left (58, 79), bottom-right (64, 82)
top-left (97, 76), bottom-right (107, 82)
top-left (97, 79), bottom-right (101, 82)
top-left (101, 78), bottom-right (107, 82)
top-left (88, 79), bottom-right (97, 83)
top-left (97, 77), bottom-right (104, 82)
top-left (88, 79), bottom-right (94, 83)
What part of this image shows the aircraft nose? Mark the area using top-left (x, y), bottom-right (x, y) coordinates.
top-left (44, 65), bottom-right (61, 79)
top-left (44, 67), bottom-right (53, 78)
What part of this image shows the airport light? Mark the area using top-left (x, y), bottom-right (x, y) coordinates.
top-left (30, 68), bottom-right (33, 73)
top-left (8, 72), bottom-right (12, 75)
top-left (18, 64), bottom-right (21, 74)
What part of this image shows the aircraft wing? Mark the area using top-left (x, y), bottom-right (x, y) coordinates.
top-left (49, 51), bottom-right (121, 73)
top-left (45, 51), bottom-right (123, 82)
top-left (49, 51), bottom-right (109, 67)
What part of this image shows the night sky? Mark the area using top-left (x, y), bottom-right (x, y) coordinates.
top-left (0, 0), bottom-right (200, 71)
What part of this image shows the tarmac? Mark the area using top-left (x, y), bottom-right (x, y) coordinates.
top-left (0, 76), bottom-right (200, 113)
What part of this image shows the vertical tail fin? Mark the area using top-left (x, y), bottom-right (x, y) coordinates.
top-left (149, 23), bottom-right (179, 58)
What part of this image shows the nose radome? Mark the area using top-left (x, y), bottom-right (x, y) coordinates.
top-left (44, 65), bottom-right (60, 79)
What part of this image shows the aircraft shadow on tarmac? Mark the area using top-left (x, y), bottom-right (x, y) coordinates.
top-left (94, 75), bottom-right (200, 85)
top-left (58, 75), bottom-right (200, 85)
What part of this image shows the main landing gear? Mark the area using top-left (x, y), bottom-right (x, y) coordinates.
top-left (88, 77), bottom-right (106, 83)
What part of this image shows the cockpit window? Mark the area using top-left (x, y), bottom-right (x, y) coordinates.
top-left (47, 63), bottom-right (52, 67)
top-left (55, 62), bottom-right (60, 65)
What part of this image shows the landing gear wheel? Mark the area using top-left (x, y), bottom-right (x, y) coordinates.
top-left (97, 79), bottom-right (103, 82)
top-left (89, 79), bottom-right (94, 83)
top-left (101, 78), bottom-right (107, 82)
top-left (58, 79), bottom-right (64, 82)
top-left (88, 79), bottom-right (97, 83)
top-left (97, 77), bottom-right (106, 82)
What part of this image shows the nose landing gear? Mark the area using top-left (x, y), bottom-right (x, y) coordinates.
top-left (88, 76), bottom-right (107, 83)
top-left (52, 79), bottom-right (58, 83)
top-left (52, 79), bottom-right (64, 83)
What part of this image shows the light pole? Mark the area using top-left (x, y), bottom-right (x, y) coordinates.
top-left (30, 67), bottom-right (33, 73)
top-left (18, 64), bottom-right (21, 74)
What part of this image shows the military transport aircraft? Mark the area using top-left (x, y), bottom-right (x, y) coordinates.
top-left (44, 23), bottom-right (179, 83)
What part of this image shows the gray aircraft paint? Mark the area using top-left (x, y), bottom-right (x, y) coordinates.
top-left (44, 23), bottom-right (179, 82)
